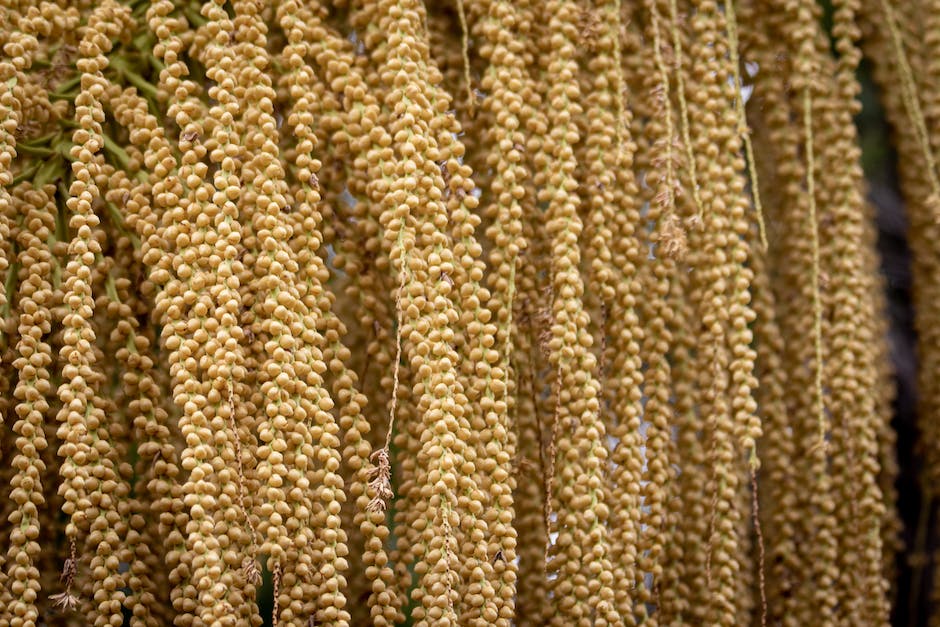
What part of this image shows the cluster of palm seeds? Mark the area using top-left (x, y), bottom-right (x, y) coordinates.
top-left (0, 0), bottom-right (932, 625)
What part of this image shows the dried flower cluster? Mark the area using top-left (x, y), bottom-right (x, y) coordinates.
top-left (0, 0), bottom-right (929, 625)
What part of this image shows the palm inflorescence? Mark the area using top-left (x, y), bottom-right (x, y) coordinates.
top-left (0, 0), bottom-right (935, 625)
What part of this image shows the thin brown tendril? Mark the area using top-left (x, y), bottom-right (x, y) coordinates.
top-left (752, 466), bottom-right (768, 627)
top-left (456, 0), bottom-right (475, 117)
top-left (726, 0), bottom-right (768, 250)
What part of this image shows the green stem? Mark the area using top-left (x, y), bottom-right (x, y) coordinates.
top-left (34, 158), bottom-right (64, 188)
top-left (18, 131), bottom-right (60, 148)
top-left (104, 200), bottom-right (141, 249)
top-left (0, 261), bottom-right (20, 337)
top-left (51, 74), bottom-right (81, 97)
top-left (103, 134), bottom-right (133, 169)
top-left (104, 271), bottom-right (120, 304)
top-left (15, 143), bottom-right (54, 157)
top-left (148, 55), bottom-right (166, 75)
top-left (10, 162), bottom-right (42, 187)
top-left (124, 69), bottom-right (160, 100)
top-left (183, 7), bottom-right (207, 27)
